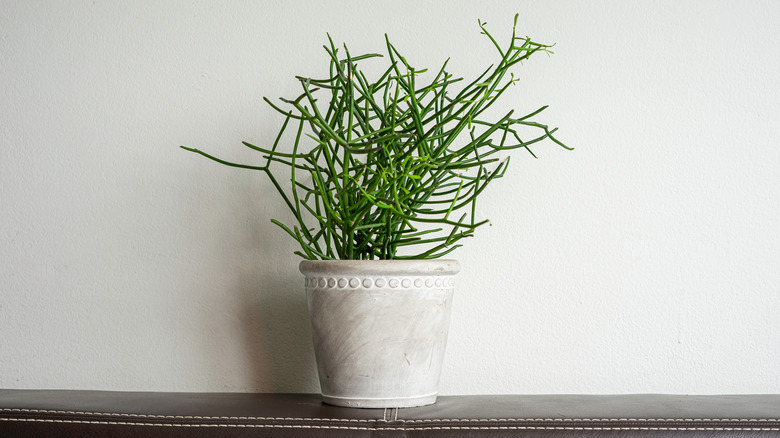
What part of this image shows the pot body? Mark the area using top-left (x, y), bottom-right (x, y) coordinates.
top-left (299, 259), bottom-right (459, 408)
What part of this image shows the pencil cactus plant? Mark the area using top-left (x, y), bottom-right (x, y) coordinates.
top-left (182, 15), bottom-right (571, 260)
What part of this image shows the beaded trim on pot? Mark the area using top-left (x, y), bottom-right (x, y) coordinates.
top-left (304, 276), bottom-right (455, 290)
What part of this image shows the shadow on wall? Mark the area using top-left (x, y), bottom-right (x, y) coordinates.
top-left (236, 261), bottom-right (320, 393)
top-left (232, 192), bottom-right (320, 393)
top-left (180, 137), bottom-right (319, 392)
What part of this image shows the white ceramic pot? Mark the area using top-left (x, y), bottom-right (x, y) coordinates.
top-left (299, 259), bottom-right (460, 408)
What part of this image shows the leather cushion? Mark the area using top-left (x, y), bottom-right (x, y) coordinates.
top-left (2, 390), bottom-right (779, 437)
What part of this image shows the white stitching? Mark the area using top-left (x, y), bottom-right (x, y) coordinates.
top-left (1, 418), bottom-right (779, 431)
top-left (2, 408), bottom-right (778, 423)
top-left (399, 417), bottom-right (780, 423)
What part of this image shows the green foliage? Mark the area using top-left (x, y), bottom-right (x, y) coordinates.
top-left (182, 15), bottom-right (571, 260)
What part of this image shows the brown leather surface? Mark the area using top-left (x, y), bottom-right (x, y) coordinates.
top-left (1, 390), bottom-right (779, 437)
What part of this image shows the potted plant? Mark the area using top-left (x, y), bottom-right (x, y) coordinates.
top-left (182, 15), bottom-right (571, 408)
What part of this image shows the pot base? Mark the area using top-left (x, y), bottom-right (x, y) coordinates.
top-left (321, 392), bottom-right (438, 408)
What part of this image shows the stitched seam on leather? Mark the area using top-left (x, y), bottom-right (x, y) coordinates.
top-left (398, 417), bottom-right (780, 423)
top-left (2, 418), bottom-right (780, 430)
top-left (2, 409), bottom-right (779, 422)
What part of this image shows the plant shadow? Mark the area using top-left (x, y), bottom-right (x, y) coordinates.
top-left (230, 195), bottom-right (320, 393)
top-left (236, 261), bottom-right (320, 393)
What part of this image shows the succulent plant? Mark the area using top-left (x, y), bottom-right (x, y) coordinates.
top-left (182, 15), bottom-right (571, 260)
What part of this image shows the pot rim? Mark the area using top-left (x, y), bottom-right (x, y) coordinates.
top-left (299, 259), bottom-right (460, 276)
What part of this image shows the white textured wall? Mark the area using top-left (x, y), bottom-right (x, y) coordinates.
top-left (2, 1), bottom-right (778, 394)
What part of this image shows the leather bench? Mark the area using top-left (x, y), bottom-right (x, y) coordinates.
top-left (1, 390), bottom-right (779, 437)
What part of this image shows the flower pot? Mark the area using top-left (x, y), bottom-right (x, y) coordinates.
top-left (299, 259), bottom-right (459, 408)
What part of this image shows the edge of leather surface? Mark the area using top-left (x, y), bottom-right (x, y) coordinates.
top-left (0, 390), bottom-right (383, 421)
top-left (398, 394), bottom-right (780, 421)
